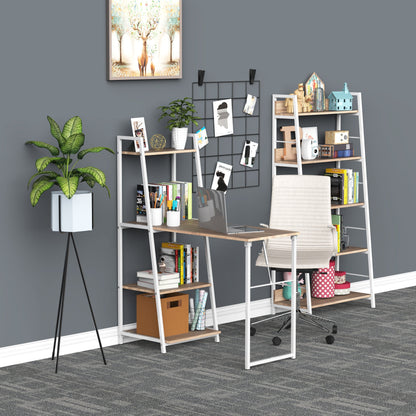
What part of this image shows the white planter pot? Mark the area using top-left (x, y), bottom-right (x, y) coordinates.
top-left (171, 127), bottom-right (188, 150)
top-left (51, 191), bottom-right (93, 232)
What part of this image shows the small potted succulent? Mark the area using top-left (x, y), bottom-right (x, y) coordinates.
top-left (26, 115), bottom-right (114, 232)
top-left (158, 97), bottom-right (199, 149)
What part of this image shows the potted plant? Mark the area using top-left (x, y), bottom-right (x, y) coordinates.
top-left (158, 97), bottom-right (199, 149)
top-left (26, 115), bottom-right (114, 232)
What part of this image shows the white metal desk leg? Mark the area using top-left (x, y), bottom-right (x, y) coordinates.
top-left (305, 273), bottom-right (312, 315)
top-left (204, 236), bottom-right (220, 342)
top-left (290, 235), bottom-right (297, 359)
top-left (244, 241), bottom-right (252, 370)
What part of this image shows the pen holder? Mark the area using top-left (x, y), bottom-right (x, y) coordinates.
top-left (283, 281), bottom-right (301, 300)
top-left (167, 210), bottom-right (180, 227)
top-left (149, 207), bottom-right (162, 226)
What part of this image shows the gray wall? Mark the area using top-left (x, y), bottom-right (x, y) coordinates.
top-left (1, 0), bottom-right (415, 348)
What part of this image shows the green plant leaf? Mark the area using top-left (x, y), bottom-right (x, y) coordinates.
top-left (47, 116), bottom-right (65, 147)
top-left (30, 179), bottom-right (54, 206)
top-left (75, 167), bottom-right (106, 186)
top-left (78, 146), bottom-right (115, 159)
top-left (61, 133), bottom-right (85, 154)
top-left (27, 170), bottom-right (58, 188)
top-left (25, 141), bottom-right (60, 156)
top-left (35, 156), bottom-right (64, 172)
top-left (56, 176), bottom-right (79, 199)
top-left (62, 116), bottom-right (82, 139)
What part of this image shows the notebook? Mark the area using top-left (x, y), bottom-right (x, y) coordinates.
top-left (197, 187), bottom-right (263, 234)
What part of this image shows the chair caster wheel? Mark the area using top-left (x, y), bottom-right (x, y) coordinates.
top-left (326, 335), bottom-right (335, 344)
top-left (272, 336), bottom-right (282, 346)
top-left (332, 325), bottom-right (338, 334)
top-left (250, 327), bottom-right (256, 336)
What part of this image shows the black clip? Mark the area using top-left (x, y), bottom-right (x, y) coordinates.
top-left (198, 70), bottom-right (205, 86)
top-left (249, 68), bottom-right (256, 84)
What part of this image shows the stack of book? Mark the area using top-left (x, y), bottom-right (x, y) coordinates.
top-left (136, 270), bottom-right (180, 290)
top-left (325, 168), bottom-right (359, 205)
top-left (160, 242), bottom-right (199, 285)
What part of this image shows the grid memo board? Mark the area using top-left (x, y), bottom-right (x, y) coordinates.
top-left (191, 79), bottom-right (261, 191)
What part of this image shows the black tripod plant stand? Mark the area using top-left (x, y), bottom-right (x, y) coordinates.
top-left (52, 232), bottom-right (107, 373)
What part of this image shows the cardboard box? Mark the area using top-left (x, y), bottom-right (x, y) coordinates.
top-left (136, 293), bottom-right (189, 338)
top-left (325, 130), bottom-right (349, 144)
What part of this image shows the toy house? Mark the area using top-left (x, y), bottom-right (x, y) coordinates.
top-left (328, 82), bottom-right (353, 111)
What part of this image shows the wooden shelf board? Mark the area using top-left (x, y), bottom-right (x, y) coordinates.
top-left (336, 246), bottom-right (367, 256)
top-left (274, 291), bottom-right (370, 309)
top-left (165, 328), bottom-right (221, 344)
top-left (275, 156), bottom-right (361, 165)
top-left (122, 148), bottom-right (196, 157)
top-left (123, 281), bottom-right (211, 294)
top-left (331, 202), bottom-right (364, 209)
top-left (275, 109), bottom-right (358, 117)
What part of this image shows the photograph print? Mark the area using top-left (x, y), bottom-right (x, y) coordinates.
top-left (211, 161), bottom-right (232, 192)
top-left (131, 117), bottom-right (149, 152)
top-left (109, 0), bottom-right (182, 80)
top-left (213, 99), bottom-right (234, 137)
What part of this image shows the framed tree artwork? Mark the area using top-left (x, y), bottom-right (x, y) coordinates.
top-left (108, 0), bottom-right (182, 80)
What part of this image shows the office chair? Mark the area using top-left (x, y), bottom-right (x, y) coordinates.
top-left (255, 175), bottom-right (338, 345)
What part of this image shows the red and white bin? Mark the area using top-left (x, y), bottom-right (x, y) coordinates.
top-left (311, 260), bottom-right (335, 298)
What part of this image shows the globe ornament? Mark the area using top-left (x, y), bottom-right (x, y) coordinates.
top-left (150, 134), bottom-right (166, 150)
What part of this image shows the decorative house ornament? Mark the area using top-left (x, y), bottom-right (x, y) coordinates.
top-left (51, 191), bottom-right (93, 232)
top-left (328, 82), bottom-right (353, 111)
top-left (305, 72), bottom-right (325, 111)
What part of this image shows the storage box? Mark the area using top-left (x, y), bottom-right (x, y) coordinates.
top-left (334, 271), bottom-right (346, 284)
top-left (136, 293), bottom-right (189, 338)
top-left (325, 130), bottom-right (349, 145)
top-left (334, 282), bottom-right (351, 295)
top-left (311, 260), bottom-right (335, 298)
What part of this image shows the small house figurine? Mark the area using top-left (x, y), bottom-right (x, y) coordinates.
top-left (328, 82), bottom-right (353, 111)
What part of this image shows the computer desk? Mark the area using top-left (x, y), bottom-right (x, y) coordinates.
top-left (153, 219), bottom-right (299, 370)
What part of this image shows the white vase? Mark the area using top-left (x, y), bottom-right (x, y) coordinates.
top-left (171, 127), bottom-right (188, 149)
top-left (51, 191), bottom-right (93, 232)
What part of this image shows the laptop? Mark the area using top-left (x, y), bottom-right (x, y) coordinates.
top-left (197, 187), bottom-right (264, 234)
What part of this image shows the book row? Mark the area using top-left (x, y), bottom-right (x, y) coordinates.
top-left (137, 242), bottom-right (199, 289)
top-left (325, 168), bottom-right (359, 205)
top-left (136, 181), bottom-right (192, 224)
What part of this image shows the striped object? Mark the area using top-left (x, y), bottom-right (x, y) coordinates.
top-left (334, 281), bottom-right (351, 295)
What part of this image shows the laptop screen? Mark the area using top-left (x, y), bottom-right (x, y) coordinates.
top-left (197, 187), bottom-right (228, 233)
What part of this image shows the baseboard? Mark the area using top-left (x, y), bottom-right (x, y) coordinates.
top-left (1, 271), bottom-right (415, 368)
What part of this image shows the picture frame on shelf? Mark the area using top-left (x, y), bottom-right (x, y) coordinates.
top-left (131, 117), bottom-right (149, 152)
top-left (108, 0), bottom-right (182, 81)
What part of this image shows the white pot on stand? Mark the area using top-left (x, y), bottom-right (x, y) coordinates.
top-left (51, 190), bottom-right (93, 232)
top-left (171, 127), bottom-right (188, 150)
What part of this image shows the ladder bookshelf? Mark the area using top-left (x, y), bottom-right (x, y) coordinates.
top-left (116, 135), bottom-right (220, 353)
top-left (271, 92), bottom-right (375, 312)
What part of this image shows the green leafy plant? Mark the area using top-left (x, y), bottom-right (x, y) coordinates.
top-left (158, 97), bottom-right (199, 130)
top-left (26, 116), bottom-right (114, 207)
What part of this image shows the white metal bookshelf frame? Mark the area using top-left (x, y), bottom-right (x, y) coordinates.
top-left (271, 92), bottom-right (375, 311)
top-left (116, 134), bottom-right (220, 353)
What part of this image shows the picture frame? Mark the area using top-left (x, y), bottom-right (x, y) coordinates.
top-left (108, 0), bottom-right (182, 81)
top-left (131, 117), bottom-right (149, 152)
top-left (213, 99), bottom-right (234, 137)
top-left (211, 161), bottom-right (232, 193)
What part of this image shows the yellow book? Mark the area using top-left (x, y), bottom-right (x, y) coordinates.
top-left (325, 168), bottom-right (348, 204)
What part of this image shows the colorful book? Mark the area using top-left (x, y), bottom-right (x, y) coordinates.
top-left (354, 172), bottom-right (360, 203)
top-left (192, 246), bottom-right (199, 282)
top-left (332, 214), bottom-right (342, 252)
top-left (346, 169), bottom-right (354, 204)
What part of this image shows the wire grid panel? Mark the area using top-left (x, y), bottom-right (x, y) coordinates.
top-left (191, 80), bottom-right (260, 191)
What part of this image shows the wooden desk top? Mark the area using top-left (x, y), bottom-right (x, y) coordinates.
top-left (152, 219), bottom-right (298, 242)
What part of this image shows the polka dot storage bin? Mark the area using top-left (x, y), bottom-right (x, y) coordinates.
top-left (311, 260), bottom-right (335, 298)
top-left (334, 271), bottom-right (346, 284)
top-left (334, 281), bottom-right (351, 295)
